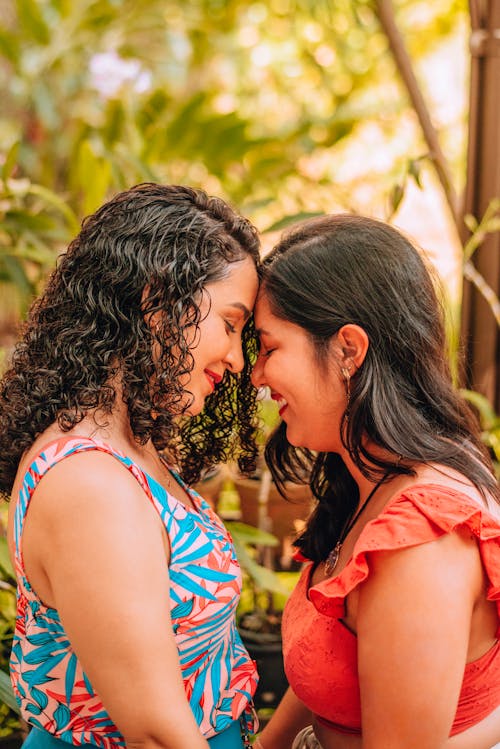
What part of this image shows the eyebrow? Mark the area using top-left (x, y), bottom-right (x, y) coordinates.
top-left (229, 302), bottom-right (252, 321)
top-left (255, 327), bottom-right (271, 336)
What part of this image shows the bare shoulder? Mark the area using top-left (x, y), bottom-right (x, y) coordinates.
top-left (406, 462), bottom-right (477, 493)
top-left (27, 448), bottom-right (148, 516)
top-left (21, 448), bottom-right (163, 560)
top-left (20, 445), bottom-right (169, 608)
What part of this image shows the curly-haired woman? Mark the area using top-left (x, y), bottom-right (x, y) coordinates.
top-left (252, 215), bottom-right (500, 749)
top-left (0, 184), bottom-right (261, 749)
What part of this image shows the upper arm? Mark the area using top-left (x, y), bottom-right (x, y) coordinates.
top-left (356, 529), bottom-right (480, 749)
top-left (27, 451), bottom-right (208, 748)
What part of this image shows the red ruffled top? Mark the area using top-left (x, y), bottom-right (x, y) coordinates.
top-left (282, 485), bottom-right (500, 736)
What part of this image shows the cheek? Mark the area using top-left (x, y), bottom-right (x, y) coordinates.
top-left (266, 362), bottom-right (288, 394)
top-left (196, 319), bottom-right (224, 356)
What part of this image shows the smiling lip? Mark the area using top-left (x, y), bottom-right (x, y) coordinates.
top-left (205, 369), bottom-right (223, 391)
top-left (271, 391), bottom-right (288, 417)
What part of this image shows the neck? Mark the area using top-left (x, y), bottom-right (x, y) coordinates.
top-left (341, 445), bottom-right (399, 502)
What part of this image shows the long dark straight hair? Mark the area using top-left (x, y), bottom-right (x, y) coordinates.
top-left (261, 214), bottom-right (499, 562)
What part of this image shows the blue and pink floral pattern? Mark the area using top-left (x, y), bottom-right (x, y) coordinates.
top-left (10, 437), bottom-right (257, 747)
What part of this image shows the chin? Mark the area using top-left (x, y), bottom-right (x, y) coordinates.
top-left (185, 402), bottom-right (204, 417)
top-left (284, 428), bottom-right (307, 449)
top-left (181, 392), bottom-right (206, 417)
top-left (285, 426), bottom-right (334, 452)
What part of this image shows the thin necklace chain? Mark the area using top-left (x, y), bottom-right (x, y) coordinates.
top-left (324, 472), bottom-right (389, 576)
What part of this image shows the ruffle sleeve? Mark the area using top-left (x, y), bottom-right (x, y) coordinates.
top-left (308, 485), bottom-right (500, 631)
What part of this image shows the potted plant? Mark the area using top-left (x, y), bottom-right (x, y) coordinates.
top-left (232, 394), bottom-right (313, 570)
top-left (226, 520), bottom-right (295, 711)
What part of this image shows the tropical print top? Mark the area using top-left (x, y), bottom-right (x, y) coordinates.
top-left (10, 436), bottom-right (258, 748)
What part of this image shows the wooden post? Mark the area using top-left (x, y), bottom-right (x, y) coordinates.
top-left (460, 0), bottom-right (500, 410)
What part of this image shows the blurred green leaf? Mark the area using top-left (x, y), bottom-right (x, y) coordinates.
top-left (461, 389), bottom-right (500, 461)
top-left (0, 538), bottom-right (15, 582)
top-left (0, 591), bottom-right (15, 623)
top-left (461, 389), bottom-right (498, 428)
top-left (0, 29), bottom-right (20, 64)
top-left (389, 182), bottom-right (405, 215)
top-left (2, 144), bottom-right (20, 182)
top-left (28, 184), bottom-right (79, 234)
top-left (165, 93), bottom-right (207, 147)
top-left (226, 521), bottom-right (279, 548)
top-left (463, 213), bottom-right (478, 233)
top-left (0, 255), bottom-right (33, 298)
top-left (17, 0), bottom-right (50, 45)
top-left (408, 157), bottom-right (424, 188)
top-left (231, 535), bottom-right (290, 596)
top-left (0, 670), bottom-right (19, 715)
top-left (4, 211), bottom-right (56, 233)
top-left (102, 99), bottom-right (126, 146)
top-left (263, 212), bottom-right (324, 233)
top-left (74, 140), bottom-right (112, 216)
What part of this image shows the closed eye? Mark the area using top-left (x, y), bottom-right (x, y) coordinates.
top-left (224, 319), bottom-right (237, 334)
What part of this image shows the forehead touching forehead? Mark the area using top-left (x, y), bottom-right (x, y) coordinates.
top-left (204, 255), bottom-right (259, 314)
top-left (254, 288), bottom-right (275, 327)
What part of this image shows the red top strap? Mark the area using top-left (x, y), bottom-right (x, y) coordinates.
top-left (308, 484), bottom-right (500, 634)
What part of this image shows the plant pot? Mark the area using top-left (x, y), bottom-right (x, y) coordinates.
top-left (239, 626), bottom-right (288, 710)
top-left (233, 476), bottom-right (313, 569)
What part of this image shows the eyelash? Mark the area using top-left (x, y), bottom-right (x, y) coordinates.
top-left (260, 347), bottom-right (275, 357)
top-left (224, 320), bottom-right (236, 334)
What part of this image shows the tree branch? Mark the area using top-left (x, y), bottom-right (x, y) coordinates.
top-left (374, 0), bottom-right (460, 230)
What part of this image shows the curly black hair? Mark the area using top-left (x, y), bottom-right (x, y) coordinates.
top-left (0, 183), bottom-right (261, 496)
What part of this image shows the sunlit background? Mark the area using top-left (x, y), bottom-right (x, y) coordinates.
top-left (1, 2), bottom-right (500, 737)
top-left (0, 0), bottom-right (469, 337)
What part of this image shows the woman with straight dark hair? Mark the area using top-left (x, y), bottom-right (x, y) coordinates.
top-left (251, 215), bottom-right (500, 749)
top-left (0, 183), bottom-right (262, 749)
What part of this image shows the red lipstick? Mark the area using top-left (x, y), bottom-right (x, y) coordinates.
top-left (205, 369), bottom-right (223, 384)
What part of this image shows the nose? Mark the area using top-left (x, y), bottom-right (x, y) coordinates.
top-left (223, 337), bottom-right (245, 374)
top-left (251, 352), bottom-right (266, 387)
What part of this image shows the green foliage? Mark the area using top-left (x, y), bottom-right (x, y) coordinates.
top-left (454, 201), bottom-right (500, 473)
top-left (463, 199), bottom-right (500, 265)
top-left (227, 519), bottom-right (299, 628)
top-left (446, 200), bottom-right (500, 384)
top-left (0, 507), bottom-right (21, 733)
top-left (254, 396), bottom-right (280, 452)
top-left (0, 670), bottom-right (19, 717)
top-left (0, 0), bottom-right (489, 736)
top-left (0, 153), bottom-right (78, 320)
top-left (0, 0), bottom-right (467, 228)
top-left (227, 521), bottom-right (290, 598)
top-left (0, 0), bottom-right (470, 347)
top-left (461, 390), bottom-right (500, 476)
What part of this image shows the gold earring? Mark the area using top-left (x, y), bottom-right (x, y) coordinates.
top-left (341, 367), bottom-right (351, 415)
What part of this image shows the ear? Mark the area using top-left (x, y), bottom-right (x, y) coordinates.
top-left (336, 324), bottom-right (369, 370)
